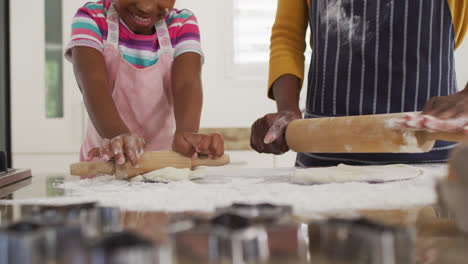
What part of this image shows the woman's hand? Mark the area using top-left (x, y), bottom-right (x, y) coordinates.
top-left (402, 83), bottom-right (468, 132)
top-left (87, 133), bottom-right (145, 167)
top-left (250, 111), bottom-right (301, 154)
top-left (423, 84), bottom-right (468, 118)
top-left (172, 131), bottom-right (224, 159)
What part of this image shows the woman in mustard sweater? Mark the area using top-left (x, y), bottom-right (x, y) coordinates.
top-left (251, 0), bottom-right (468, 166)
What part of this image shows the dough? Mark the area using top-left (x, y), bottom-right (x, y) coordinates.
top-left (130, 167), bottom-right (207, 183)
top-left (292, 164), bottom-right (424, 184)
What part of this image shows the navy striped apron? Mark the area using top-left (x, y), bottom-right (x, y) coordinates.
top-left (297, 0), bottom-right (458, 167)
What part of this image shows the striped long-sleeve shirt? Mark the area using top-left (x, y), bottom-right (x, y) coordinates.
top-left (65, 0), bottom-right (203, 68)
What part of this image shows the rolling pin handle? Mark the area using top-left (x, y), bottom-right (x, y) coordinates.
top-left (70, 161), bottom-right (116, 177)
top-left (424, 131), bottom-right (468, 142)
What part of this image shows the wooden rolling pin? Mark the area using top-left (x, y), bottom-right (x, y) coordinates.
top-left (70, 151), bottom-right (230, 180)
top-left (285, 113), bottom-right (467, 153)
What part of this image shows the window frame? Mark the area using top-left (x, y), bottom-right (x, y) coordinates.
top-left (215, 0), bottom-right (272, 90)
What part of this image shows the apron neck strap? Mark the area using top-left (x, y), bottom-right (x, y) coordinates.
top-left (106, 5), bottom-right (120, 49)
top-left (155, 19), bottom-right (174, 56)
top-left (106, 5), bottom-right (173, 56)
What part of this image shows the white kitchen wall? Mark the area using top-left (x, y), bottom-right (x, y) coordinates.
top-left (456, 42), bottom-right (468, 91)
top-left (174, 0), bottom-right (277, 128)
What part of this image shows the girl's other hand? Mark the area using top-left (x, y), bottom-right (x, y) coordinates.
top-left (87, 133), bottom-right (145, 167)
top-left (172, 132), bottom-right (224, 159)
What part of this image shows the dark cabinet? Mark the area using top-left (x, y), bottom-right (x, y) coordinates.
top-left (0, 0), bottom-right (10, 167)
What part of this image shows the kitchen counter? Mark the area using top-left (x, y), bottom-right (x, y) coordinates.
top-left (0, 164), bottom-right (466, 263)
top-left (0, 164), bottom-right (448, 215)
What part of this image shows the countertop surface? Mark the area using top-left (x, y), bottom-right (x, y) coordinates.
top-left (0, 164), bottom-right (449, 216)
top-left (0, 164), bottom-right (466, 263)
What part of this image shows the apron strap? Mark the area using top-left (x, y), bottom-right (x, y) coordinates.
top-left (155, 18), bottom-right (174, 56)
top-left (106, 5), bottom-right (173, 56)
top-left (106, 5), bottom-right (120, 49)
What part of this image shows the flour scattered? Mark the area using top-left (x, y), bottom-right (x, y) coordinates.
top-left (321, 0), bottom-right (366, 46)
top-left (293, 164), bottom-right (424, 184)
top-left (344, 145), bottom-right (352, 152)
top-left (129, 167), bottom-right (209, 183)
top-left (323, 0), bottom-right (362, 43)
top-left (399, 131), bottom-right (424, 153)
top-left (385, 118), bottom-right (399, 129)
top-left (321, 0), bottom-right (392, 47)
top-left (0, 165), bottom-right (447, 219)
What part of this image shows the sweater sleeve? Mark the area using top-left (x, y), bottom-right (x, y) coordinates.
top-left (448, 0), bottom-right (468, 49)
top-left (268, 0), bottom-right (309, 100)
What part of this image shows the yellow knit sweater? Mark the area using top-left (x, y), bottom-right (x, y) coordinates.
top-left (268, 0), bottom-right (468, 98)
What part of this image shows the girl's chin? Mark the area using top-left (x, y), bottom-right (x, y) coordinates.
top-left (124, 19), bottom-right (156, 34)
top-left (132, 26), bottom-right (155, 34)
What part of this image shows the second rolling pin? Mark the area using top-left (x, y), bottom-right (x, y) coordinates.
top-left (70, 151), bottom-right (230, 179)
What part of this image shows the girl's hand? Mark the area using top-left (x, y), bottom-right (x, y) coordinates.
top-left (172, 131), bottom-right (224, 159)
top-left (87, 133), bottom-right (145, 167)
top-left (402, 84), bottom-right (468, 132)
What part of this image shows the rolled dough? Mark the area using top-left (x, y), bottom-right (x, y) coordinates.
top-left (130, 167), bottom-right (208, 183)
top-left (292, 164), bottom-right (425, 184)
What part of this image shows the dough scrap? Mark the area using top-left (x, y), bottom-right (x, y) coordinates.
top-left (293, 164), bottom-right (424, 184)
top-left (130, 167), bottom-right (208, 183)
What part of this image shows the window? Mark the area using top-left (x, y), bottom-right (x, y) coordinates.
top-left (45, 0), bottom-right (64, 118)
top-left (230, 0), bottom-right (312, 80)
top-left (233, 0), bottom-right (277, 65)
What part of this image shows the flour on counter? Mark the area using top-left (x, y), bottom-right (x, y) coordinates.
top-left (0, 165), bottom-right (447, 218)
top-left (293, 164), bottom-right (424, 184)
top-left (130, 167), bottom-right (207, 183)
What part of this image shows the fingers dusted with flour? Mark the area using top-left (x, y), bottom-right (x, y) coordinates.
top-left (264, 113), bottom-right (298, 144)
top-left (114, 134), bottom-right (145, 166)
top-left (251, 111), bottom-right (301, 154)
top-left (86, 147), bottom-right (102, 161)
top-left (172, 132), bottom-right (225, 159)
top-left (86, 133), bottom-right (145, 167)
top-left (398, 83), bottom-right (468, 133)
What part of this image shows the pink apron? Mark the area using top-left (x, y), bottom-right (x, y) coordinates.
top-left (80, 5), bottom-right (175, 161)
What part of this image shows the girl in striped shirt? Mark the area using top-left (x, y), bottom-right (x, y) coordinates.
top-left (66, 0), bottom-right (224, 167)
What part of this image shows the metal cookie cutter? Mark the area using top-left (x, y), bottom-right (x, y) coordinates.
top-left (1, 214), bottom-right (88, 264)
top-left (437, 143), bottom-right (468, 233)
top-left (0, 221), bottom-right (48, 264)
top-left (20, 203), bottom-right (121, 238)
top-left (90, 231), bottom-right (162, 264)
top-left (309, 218), bottom-right (416, 264)
top-left (169, 213), bottom-right (270, 264)
top-left (215, 203), bottom-right (293, 224)
top-left (170, 204), bottom-right (309, 264)
top-left (437, 180), bottom-right (468, 233)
